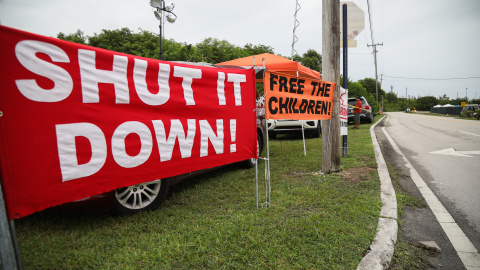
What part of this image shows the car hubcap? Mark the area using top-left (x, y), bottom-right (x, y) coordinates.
top-left (115, 180), bottom-right (161, 210)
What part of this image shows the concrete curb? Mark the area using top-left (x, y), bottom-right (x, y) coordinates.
top-left (357, 114), bottom-right (398, 270)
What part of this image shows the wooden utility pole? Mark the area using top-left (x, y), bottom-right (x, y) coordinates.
top-left (321, 0), bottom-right (341, 174)
top-left (367, 43), bottom-right (383, 109)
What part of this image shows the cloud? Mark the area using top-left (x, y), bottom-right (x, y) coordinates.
top-left (1, 0), bottom-right (479, 99)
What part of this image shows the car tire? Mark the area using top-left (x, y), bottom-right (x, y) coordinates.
top-left (368, 114), bottom-right (374, 123)
top-left (113, 179), bottom-right (167, 214)
top-left (312, 120), bottom-right (321, 138)
top-left (241, 133), bottom-right (262, 169)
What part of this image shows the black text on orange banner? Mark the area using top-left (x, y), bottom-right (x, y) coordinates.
top-left (264, 70), bottom-right (335, 120)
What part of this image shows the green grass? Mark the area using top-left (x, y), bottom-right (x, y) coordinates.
top-left (415, 112), bottom-right (444, 117)
top-left (456, 116), bottom-right (480, 121)
top-left (386, 162), bottom-right (426, 218)
top-left (15, 118), bottom-right (384, 269)
top-left (389, 241), bottom-right (432, 270)
top-left (417, 112), bottom-right (480, 121)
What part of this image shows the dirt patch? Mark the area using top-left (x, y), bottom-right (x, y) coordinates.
top-left (338, 167), bottom-right (377, 183)
top-left (286, 171), bottom-right (324, 181)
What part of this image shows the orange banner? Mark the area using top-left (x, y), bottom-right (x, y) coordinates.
top-left (264, 71), bottom-right (335, 120)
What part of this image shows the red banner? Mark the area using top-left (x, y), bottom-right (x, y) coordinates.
top-left (264, 70), bottom-right (335, 120)
top-left (0, 26), bottom-right (257, 219)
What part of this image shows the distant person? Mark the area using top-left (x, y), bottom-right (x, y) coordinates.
top-left (353, 96), bottom-right (362, 129)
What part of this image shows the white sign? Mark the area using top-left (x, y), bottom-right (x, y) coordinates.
top-left (340, 2), bottom-right (365, 48)
top-left (340, 87), bottom-right (348, 135)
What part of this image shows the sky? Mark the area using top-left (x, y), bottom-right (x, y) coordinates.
top-left (1, 0), bottom-right (479, 101)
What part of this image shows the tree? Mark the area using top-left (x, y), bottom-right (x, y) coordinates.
top-left (57, 29), bottom-right (87, 44)
top-left (195, 38), bottom-right (239, 63)
top-left (358, 78), bottom-right (386, 99)
top-left (292, 49), bottom-right (322, 73)
top-left (416, 96), bottom-right (438, 111)
top-left (299, 49), bottom-right (322, 72)
top-left (193, 38), bottom-right (274, 64)
top-left (243, 44), bottom-right (274, 56)
top-left (346, 81), bottom-right (368, 98)
top-left (56, 27), bottom-right (300, 65)
top-left (87, 28), bottom-right (160, 59)
top-left (385, 91), bottom-right (398, 103)
top-left (471, 98), bottom-right (480, 105)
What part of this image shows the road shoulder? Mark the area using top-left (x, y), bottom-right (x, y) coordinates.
top-left (357, 115), bottom-right (398, 270)
top-left (375, 113), bottom-right (469, 270)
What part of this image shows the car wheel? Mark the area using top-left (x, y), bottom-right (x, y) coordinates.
top-left (368, 114), bottom-right (374, 123)
top-left (241, 133), bottom-right (262, 169)
top-left (312, 120), bottom-right (321, 138)
top-left (113, 179), bottom-right (167, 214)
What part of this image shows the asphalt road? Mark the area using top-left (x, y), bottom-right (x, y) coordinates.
top-left (375, 112), bottom-right (480, 269)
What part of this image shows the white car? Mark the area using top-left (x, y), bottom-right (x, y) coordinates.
top-left (267, 119), bottom-right (322, 139)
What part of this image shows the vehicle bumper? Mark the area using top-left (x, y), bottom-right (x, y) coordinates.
top-left (348, 113), bottom-right (370, 122)
top-left (267, 119), bottom-right (318, 133)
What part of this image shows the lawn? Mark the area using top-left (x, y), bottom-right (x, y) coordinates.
top-left (15, 117), bottom-right (383, 269)
top-left (415, 111), bottom-right (480, 121)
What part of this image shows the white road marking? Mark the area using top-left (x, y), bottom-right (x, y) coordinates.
top-left (429, 148), bottom-right (480, 158)
top-left (382, 116), bottom-right (480, 270)
top-left (460, 131), bottom-right (480, 137)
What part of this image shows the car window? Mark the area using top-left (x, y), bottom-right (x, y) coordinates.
top-left (349, 99), bottom-right (368, 107)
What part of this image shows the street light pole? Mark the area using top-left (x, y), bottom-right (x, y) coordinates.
top-left (159, 12), bottom-right (163, 60)
top-left (150, 0), bottom-right (177, 60)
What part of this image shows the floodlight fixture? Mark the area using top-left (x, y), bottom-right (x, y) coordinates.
top-left (166, 13), bottom-right (177, 23)
top-left (154, 11), bottom-right (161, 20)
top-left (165, 3), bottom-right (175, 11)
top-left (149, 0), bottom-right (177, 60)
top-left (150, 0), bottom-right (162, 8)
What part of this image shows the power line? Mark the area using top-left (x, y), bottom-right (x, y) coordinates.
top-left (339, 51), bottom-right (372, 55)
top-left (366, 0), bottom-right (375, 44)
top-left (384, 75), bottom-right (480, 81)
